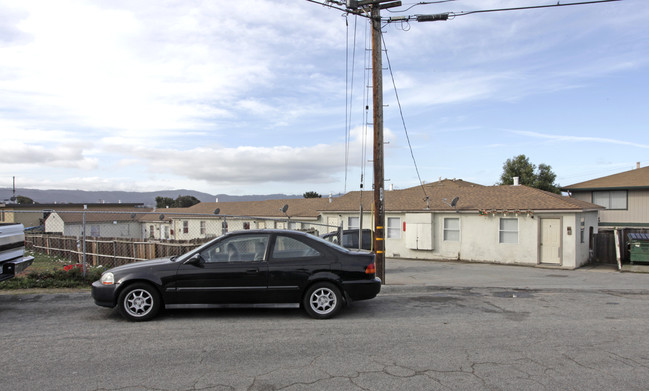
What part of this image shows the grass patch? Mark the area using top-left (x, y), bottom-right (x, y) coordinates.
top-left (0, 251), bottom-right (106, 290)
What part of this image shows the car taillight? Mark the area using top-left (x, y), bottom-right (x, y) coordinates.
top-left (365, 261), bottom-right (376, 274)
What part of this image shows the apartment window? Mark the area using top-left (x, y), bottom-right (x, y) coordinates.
top-left (499, 218), bottom-right (518, 244)
top-left (200, 221), bottom-right (206, 235)
top-left (592, 191), bottom-right (627, 210)
top-left (443, 218), bottom-right (460, 241)
top-left (348, 216), bottom-right (360, 230)
top-left (183, 221), bottom-right (189, 234)
top-left (387, 217), bottom-right (401, 239)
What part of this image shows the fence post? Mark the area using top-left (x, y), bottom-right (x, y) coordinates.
top-left (82, 206), bottom-right (87, 277)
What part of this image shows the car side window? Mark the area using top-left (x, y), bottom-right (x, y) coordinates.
top-left (272, 236), bottom-right (321, 259)
top-left (200, 235), bottom-right (269, 263)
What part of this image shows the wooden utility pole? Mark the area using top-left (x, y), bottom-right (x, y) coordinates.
top-left (370, 4), bottom-right (385, 283)
top-left (343, 0), bottom-right (400, 283)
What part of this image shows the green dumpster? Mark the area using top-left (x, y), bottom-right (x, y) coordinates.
top-left (628, 233), bottom-right (649, 264)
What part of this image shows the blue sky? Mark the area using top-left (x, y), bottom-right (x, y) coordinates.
top-left (0, 0), bottom-right (646, 196)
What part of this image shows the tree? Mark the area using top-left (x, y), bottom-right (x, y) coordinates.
top-left (155, 196), bottom-right (175, 208)
top-left (499, 154), bottom-right (560, 194)
top-left (534, 163), bottom-right (559, 194)
top-left (303, 191), bottom-right (322, 199)
top-left (155, 195), bottom-right (200, 208)
top-left (174, 195), bottom-right (200, 208)
top-left (16, 195), bottom-right (36, 204)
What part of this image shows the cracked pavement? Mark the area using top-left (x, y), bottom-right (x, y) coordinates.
top-left (2, 280), bottom-right (649, 391)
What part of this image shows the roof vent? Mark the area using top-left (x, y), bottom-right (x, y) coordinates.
top-left (513, 177), bottom-right (520, 186)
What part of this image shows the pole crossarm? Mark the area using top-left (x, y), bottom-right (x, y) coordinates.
top-left (347, 0), bottom-right (401, 10)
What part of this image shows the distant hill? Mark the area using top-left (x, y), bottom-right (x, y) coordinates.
top-left (0, 188), bottom-right (301, 206)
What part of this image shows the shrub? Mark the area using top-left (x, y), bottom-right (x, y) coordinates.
top-left (0, 252), bottom-right (106, 290)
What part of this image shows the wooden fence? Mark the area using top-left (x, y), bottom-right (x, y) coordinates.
top-left (26, 234), bottom-right (210, 268)
top-left (593, 228), bottom-right (649, 264)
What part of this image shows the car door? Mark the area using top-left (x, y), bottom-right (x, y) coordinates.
top-left (267, 233), bottom-right (332, 303)
top-left (171, 234), bottom-right (270, 304)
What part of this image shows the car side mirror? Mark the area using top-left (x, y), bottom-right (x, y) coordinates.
top-left (185, 253), bottom-right (205, 266)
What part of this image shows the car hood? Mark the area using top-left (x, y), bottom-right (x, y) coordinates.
top-left (108, 257), bottom-right (175, 274)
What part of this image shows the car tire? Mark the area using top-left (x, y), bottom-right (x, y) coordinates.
top-left (117, 283), bottom-right (161, 322)
top-left (303, 282), bottom-right (343, 319)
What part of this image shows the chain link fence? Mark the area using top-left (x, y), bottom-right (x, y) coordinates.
top-left (7, 210), bottom-right (343, 271)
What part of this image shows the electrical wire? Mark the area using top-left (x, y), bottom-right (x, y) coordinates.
top-left (304, 0), bottom-right (369, 17)
top-left (385, 0), bottom-right (457, 13)
top-left (344, 15), bottom-right (361, 194)
top-left (386, 0), bottom-right (623, 22)
top-left (306, 0), bottom-right (621, 21)
top-left (448, 0), bottom-right (622, 17)
top-left (345, 16), bottom-right (350, 194)
top-left (381, 34), bottom-right (430, 204)
top-left (304, 0), bottom-right (349, 13)
top-left (361, 19), bottom-right (371, 192)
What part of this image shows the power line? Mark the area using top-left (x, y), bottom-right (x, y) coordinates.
top-left (383, 0), bottom-right (622, 22)
top-left (304, 0), bottom-right (351, 13)
top-left (450, 0), bottom-right (622, 17)
top-left (381, 35), bottom-right (430, 205)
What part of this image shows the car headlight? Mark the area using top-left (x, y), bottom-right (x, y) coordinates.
top-left (100, 272), bottom-right (115, 285)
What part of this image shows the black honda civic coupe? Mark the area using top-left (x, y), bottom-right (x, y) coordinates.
top-left (92, 230), bottom-right (381, 321)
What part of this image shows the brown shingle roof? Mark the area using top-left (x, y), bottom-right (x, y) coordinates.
top-left (562, 166), bottom-right (649, 190)
top-left (320, 184), bottom-right (601, 213)
top-left (183, 197), bottom-right (331, 219)
top-left (52, 208), bottom-right (154, 223)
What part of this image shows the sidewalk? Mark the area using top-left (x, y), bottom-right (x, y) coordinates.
top-left (383, 258), bottom-right (649, 292)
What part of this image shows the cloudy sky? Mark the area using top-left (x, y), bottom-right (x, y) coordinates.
top-left (0, 0), bottom-right (646, 196)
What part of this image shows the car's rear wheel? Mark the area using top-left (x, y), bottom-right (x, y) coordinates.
top-left (117, 283), bottom-right (161, 322)
top-left (303, 282), bottom-right (342, 319)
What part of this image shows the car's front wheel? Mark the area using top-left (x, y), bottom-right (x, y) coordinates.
top-left (303, 282), bottom-right (343, 319)
top-left (117, 283), bottom-right (161, 322)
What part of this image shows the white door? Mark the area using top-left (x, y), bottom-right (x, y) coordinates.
top-left (540, 218), bottom-right (561, 265)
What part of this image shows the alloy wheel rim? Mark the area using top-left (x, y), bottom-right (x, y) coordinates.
top-left (125, 289), bottom-right (153, 317)
top-left (310, 287), bottom-right (336, 315)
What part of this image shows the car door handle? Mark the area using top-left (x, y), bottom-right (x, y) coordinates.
top-left (246, 269), bottom-right (258, 274)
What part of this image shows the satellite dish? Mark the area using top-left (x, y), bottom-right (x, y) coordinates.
top-left (130, 213), bottom-right (136, 219)
top-left (213, 208), bottom-right (220, 215)
top-left (159, 214), bottom-right (165, 220)
top-left (450, 197), bottom-right (459, 207)
top-left (281, 204), bottom-right (289, 214)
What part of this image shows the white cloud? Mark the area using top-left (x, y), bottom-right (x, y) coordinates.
top-left (510, 130), bottom-right (649, 149)
top-left (0, 141), bottom-right (98, 168)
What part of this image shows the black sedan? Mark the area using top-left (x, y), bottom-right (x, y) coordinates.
top-left (92, 230), bottom-right (381, 321)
